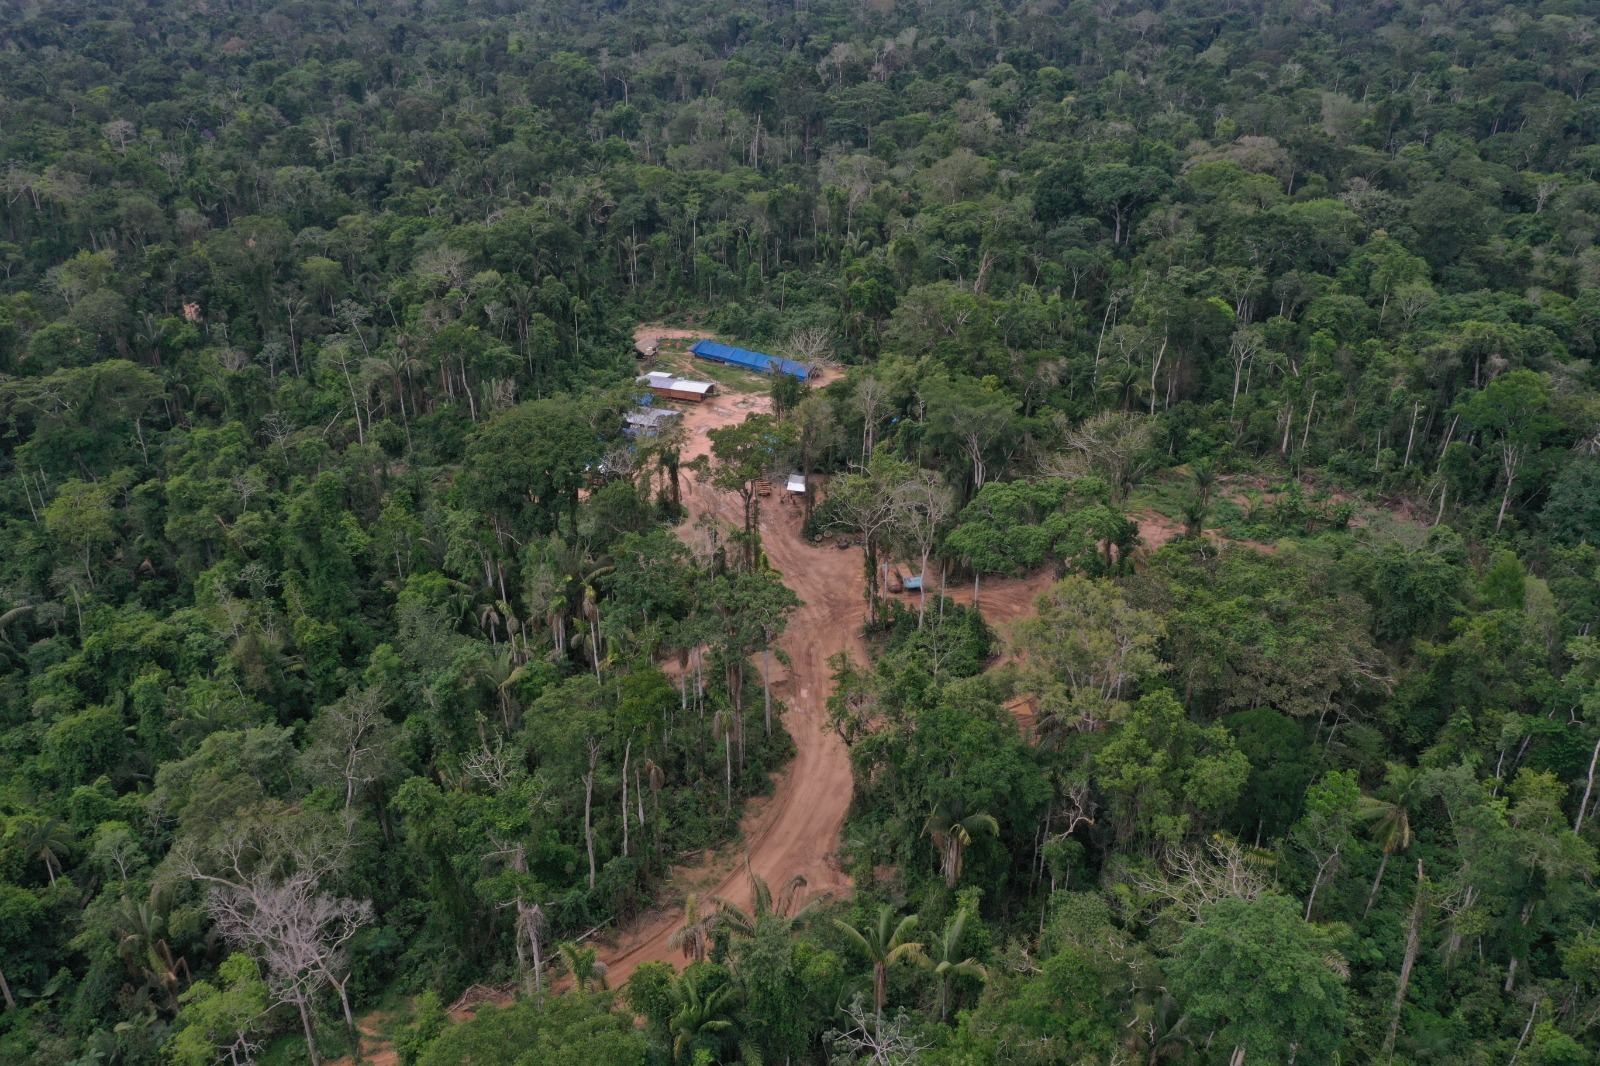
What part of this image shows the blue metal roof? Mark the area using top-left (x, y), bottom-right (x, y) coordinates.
top-left (690, 339), bottom-right (809, 380)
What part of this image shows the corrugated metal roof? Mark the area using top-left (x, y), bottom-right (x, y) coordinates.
top-left (689, 339), bottom-right (809, 380)
top-left (637, 371), bottom-right (715, 396)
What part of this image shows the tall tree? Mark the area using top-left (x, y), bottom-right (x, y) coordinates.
top-left (922, 797), bottom-right (999, 888)
top-left (1168, 894), bottom-right (1348, 1066)
top-left (833, 905), bottom-right (926, 1017)
top-left (1457, 369), bottom-right (1557, 533)
top-left (1360, 763), bottom-right (1421, 918)
top-left (171, 806), bottom-right (372, 1066)
top-left (699, 413), bottom-right (797, 571)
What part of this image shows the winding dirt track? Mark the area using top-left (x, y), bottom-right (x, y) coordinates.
top-left (597, 388), bottom-right (859, 985)
top-left (591, 382), bottom-right (1051, 986)
top-left (346, 366), bottom-right (1052, 1059)
top-left (338, 349), bottom-right (1271, 1059)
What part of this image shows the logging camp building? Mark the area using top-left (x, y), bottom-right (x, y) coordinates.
top-left (689, 339), bottom-right (810, 380)
top-left (636, 370), bottom-right (716, 402)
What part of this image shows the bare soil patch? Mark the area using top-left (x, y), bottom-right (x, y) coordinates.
top-left (383, 360), bottom-right (1055, 1027)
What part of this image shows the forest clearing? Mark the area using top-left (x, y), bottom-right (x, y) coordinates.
top-left (419, 343), bottom-right (1055, 1031)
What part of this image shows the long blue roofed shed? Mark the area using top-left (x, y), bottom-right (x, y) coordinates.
top-left (690, 339), bottom-right (810, 380)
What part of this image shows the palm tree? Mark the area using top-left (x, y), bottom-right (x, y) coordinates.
top-left (712, 705), bottom-right (735, 810)
top-left (922, 909), bottom-right (986, 1023)
top-left (667, 976), bottom-right (741, 1065)
top-left (558, 942), bottom-right (609, 994)
top-left (667, 893), bottom-right (714, 964)
top-left (1125, 991), bottom-right (1192, 1065)
top-left (523, 539), bottom-right (613, 665)
top-left (373, 343), bottom-right (420, 444)
top-left (112, 892), bottom-right (191, 1014)
top-left (467, 646), bottom-right (519, 733)
top-left (0, 604), bottom-right (33, 665)
top-left (476, 602), bottom-right (504, 646)
top-left (923, 798), bottom-right (999, 888)
top-left (713, 868), bottom-right (831, 940)
top-left (833, 905), bottom-right (926, 1017)
top-left (1361, 763), bottom-right (1421, 918)
top-left (1102, 361), bottom-right (1148, 412)
top-left (581, 581), bottom-right (603, 681)
top-left (18, 816), bottom-right (72, 888)
top-left (1181, 492), bottom-right (1209, 538)
top-left (1190, 458), bottom-right (1217, 507)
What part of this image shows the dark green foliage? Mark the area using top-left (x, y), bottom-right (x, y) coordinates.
top-left (1169, 895), bottom-right (1347, 1063)
top-left (1225, 708), bottom-right (1318, 841)
top-left (415, 994), bottom-right (647, 1066)
top-left (1542, 460), bottom-right (1600, 548)
top-left (874, 598), bottom-right (994, 681)
top-left (456, 398), bottom-right (612, 541)
top-left (2, 0), bottom-right (1600, 1062)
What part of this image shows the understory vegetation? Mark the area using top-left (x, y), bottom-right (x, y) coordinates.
top-left (3, 0), bottom-right (1600, 1063)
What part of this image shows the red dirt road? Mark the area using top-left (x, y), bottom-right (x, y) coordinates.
top-left (595, 388), bottom-right (858, 986)
top-left (323, 332), bottom-right (1057, 1061)
top-left (367, 374), bottom-right (1052, 1047)
top-left (590, 384), bottom-right (1050, 986)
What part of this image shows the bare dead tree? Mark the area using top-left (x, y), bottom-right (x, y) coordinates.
top-left (853, 373), bottom-right (890, 458)
top-left (462, 736), bottom-right (517, 791)
top-left (298, 687), bottom-right (399, 810)
top-left (824, 995), bottom-right (932, 1065)
top-left (1128, 837), bottom-right (1272, 923)
top-left (777, 326), bottom-right (835, 375)
top-left (890, 469), bottom-right (955, 628)
top-left (1228, 327), bottom-right (1265, 419)
top-left (1046, 410), bottom-right (1156, 502)
top-left (170, 810), bottom-right (372, 1066)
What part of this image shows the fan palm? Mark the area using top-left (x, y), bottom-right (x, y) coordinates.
top-left (17, 815), bottom-right (72, 888)
top-left (1125, 991), bottom-right (1192, 1065)
top-left (922, 908), bottom-right (986, 1023)
top-left (713, 867), bottom-right (831, 939)
top-left (667, 976), bottom-right (741, 1065)
top-left (923, 798), bottom-right (999, 887)
top-left (833, 905), bottom-right (926, 1016)
top-left (1190, 458), bottom-right (1217, 507)
top-left (558, 942), bottom-right (609, 993)
top-left (667, 893), bottom-right (714, 964)
top-left (1361, 763), bottom-right (1421, 918)
top-left (0, 604), bottom-right (33, 665)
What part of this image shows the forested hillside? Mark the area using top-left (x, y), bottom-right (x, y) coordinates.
top-left (3, 0), bottom-right (1600, 1063)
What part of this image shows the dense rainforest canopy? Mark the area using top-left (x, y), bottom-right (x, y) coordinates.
top-left (3, 0), bottom-right (1600, 1063)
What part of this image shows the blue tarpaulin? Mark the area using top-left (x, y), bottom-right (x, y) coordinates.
top-left (690, 339), bottom-right (810, 380)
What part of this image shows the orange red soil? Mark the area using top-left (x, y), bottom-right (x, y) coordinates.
top-left (341, 367), bottom-right (1053, 1050)
top-left (596, 387), bottom-right (1052, 985)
